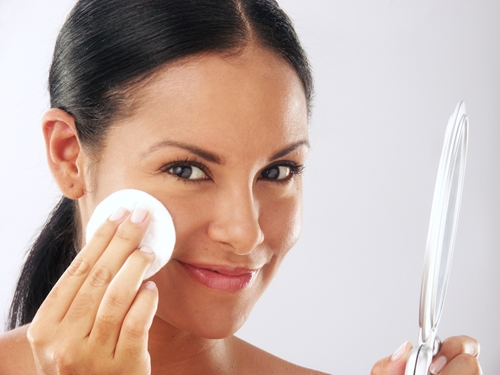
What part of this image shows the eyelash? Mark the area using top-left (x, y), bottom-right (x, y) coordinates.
top-left (160, 157), bottom-right (211, 182)
top-left (159, 158), bottom-right (305, 183)
top-left (262, 162), bottom-right (305, 184)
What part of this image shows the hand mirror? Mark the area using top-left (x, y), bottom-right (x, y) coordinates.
top-left (404, 101), bottom-right (469, 375)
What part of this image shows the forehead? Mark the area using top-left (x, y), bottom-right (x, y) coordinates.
top-left (111, 45), bottom-right (308, 158)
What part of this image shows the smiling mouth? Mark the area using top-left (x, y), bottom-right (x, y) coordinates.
top-left (178, 261), bottom-right (259, 292)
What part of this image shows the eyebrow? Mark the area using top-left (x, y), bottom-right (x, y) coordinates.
top-left (269, 139), bottom-right (310, 161)
top-left (142, 139), bottom-right (310, 164)
top-left (142, 140), bottom-right (223, 164)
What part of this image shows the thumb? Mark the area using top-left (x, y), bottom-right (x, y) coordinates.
top-left (371, 341), bottom-right (413, 375)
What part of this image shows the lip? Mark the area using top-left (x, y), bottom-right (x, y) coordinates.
top-left (178, 261), bottom-right (259, 292)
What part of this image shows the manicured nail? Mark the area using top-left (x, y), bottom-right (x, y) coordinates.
top-left (140, 246), bottom-right (154, 254)
top-left (391, 341), bottom-right (408, 361)
top-left (144, 281), bottom-right (156, 290)
top-left (109, 207), bottom-right (127, 222)
top-left (430, 356), bottom-right (447, 375)
top-left (131, 206), bottom-right (148, 223)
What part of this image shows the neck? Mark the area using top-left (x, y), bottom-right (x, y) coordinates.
top-left (148, 316), bottom-right (234, 375)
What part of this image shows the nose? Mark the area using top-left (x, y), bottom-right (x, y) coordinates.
top-left (207, 184), bottom-right (264, 255)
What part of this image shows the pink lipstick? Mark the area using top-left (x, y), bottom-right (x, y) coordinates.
top-left (179, 262), bottom-right (258, 292)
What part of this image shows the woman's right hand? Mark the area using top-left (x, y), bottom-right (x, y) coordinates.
top-left (27, 207), bottom-right (158, 375)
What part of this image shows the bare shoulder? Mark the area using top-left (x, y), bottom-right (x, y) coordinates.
top-left (230, 336), bottom-right (330, 375)
top-left (0, 324), bottom-right (36, 374)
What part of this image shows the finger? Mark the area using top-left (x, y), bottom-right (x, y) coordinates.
top-left (370, 341), bottom-right (413, 375)
top-left (439, 336), bottom-right (480, 358)
top-left (115, 281), bottom-right (158, 364)
top-left (436, 353), bottom-right (482, 375)
top-left (430, 336), bottom-right (481, 375)
top-left (89, 247), bottom-right (155, 352)
top-left (33, 207), bottom-right (129, 325)
top-left (62, 207), bottom-right (150, 335)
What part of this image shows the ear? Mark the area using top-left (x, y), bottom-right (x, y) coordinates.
top-left (43, 108), bottom-right (86, 199)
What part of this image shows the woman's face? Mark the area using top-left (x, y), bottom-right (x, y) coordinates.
top-left (78, 45), bottom-right (309, 339)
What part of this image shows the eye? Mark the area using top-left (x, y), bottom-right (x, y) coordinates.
top-left (260, 165), bottom-right (292, 180)
top-left (168, 164), bottom-right (207, 180)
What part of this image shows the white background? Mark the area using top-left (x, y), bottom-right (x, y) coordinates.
top-left (1, 1), bottom-right (498, 373)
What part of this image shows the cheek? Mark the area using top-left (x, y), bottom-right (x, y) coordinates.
top-left (261, 192), bottom-right (303, 259)
top-left (152, 189), bottom-right (213, 247)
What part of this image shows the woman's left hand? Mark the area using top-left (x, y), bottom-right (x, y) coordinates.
top-left (370, 336), bottom-right (482, 375)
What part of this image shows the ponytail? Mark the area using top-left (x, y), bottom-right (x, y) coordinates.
top-left (8, 197), bottom-right (78, 329)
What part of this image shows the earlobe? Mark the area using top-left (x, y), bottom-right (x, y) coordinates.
top-left (43, 108), bottom-right (86, 199)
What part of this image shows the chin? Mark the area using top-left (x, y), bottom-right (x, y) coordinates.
top-left (150, 262), bottom-right (267, 339)
top-left (155, 291), bottom-right (255, 339)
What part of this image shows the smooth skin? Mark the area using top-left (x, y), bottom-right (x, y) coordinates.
top-left (0, 45), bottom-right (482, 374)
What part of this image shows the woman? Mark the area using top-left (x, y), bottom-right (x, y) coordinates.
top-left (0, 0), bottom-right (481, 374)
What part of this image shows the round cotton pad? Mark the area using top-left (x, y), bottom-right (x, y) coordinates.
top-left (85, 189), bottom-right (176, 279)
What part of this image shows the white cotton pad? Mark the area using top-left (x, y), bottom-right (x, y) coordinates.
top-left (85, 189), bottom-right (176, 279)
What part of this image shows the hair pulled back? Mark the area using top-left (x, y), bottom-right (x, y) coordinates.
top-left (8, 0), bottom-right (313, 330)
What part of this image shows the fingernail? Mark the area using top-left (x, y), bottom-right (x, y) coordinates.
top-left (391, 341), bottom-right (408, 361)
top-left (144, 281), bottom-right (156, 290)
top-left (131, 206), bottom-right (148, 223)
top-left (430, 356), bottom-right (447, 375)
top-left (140, 246), bottom-right (154, 254)
top-left (109, 207), bottom-right (127, 222)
